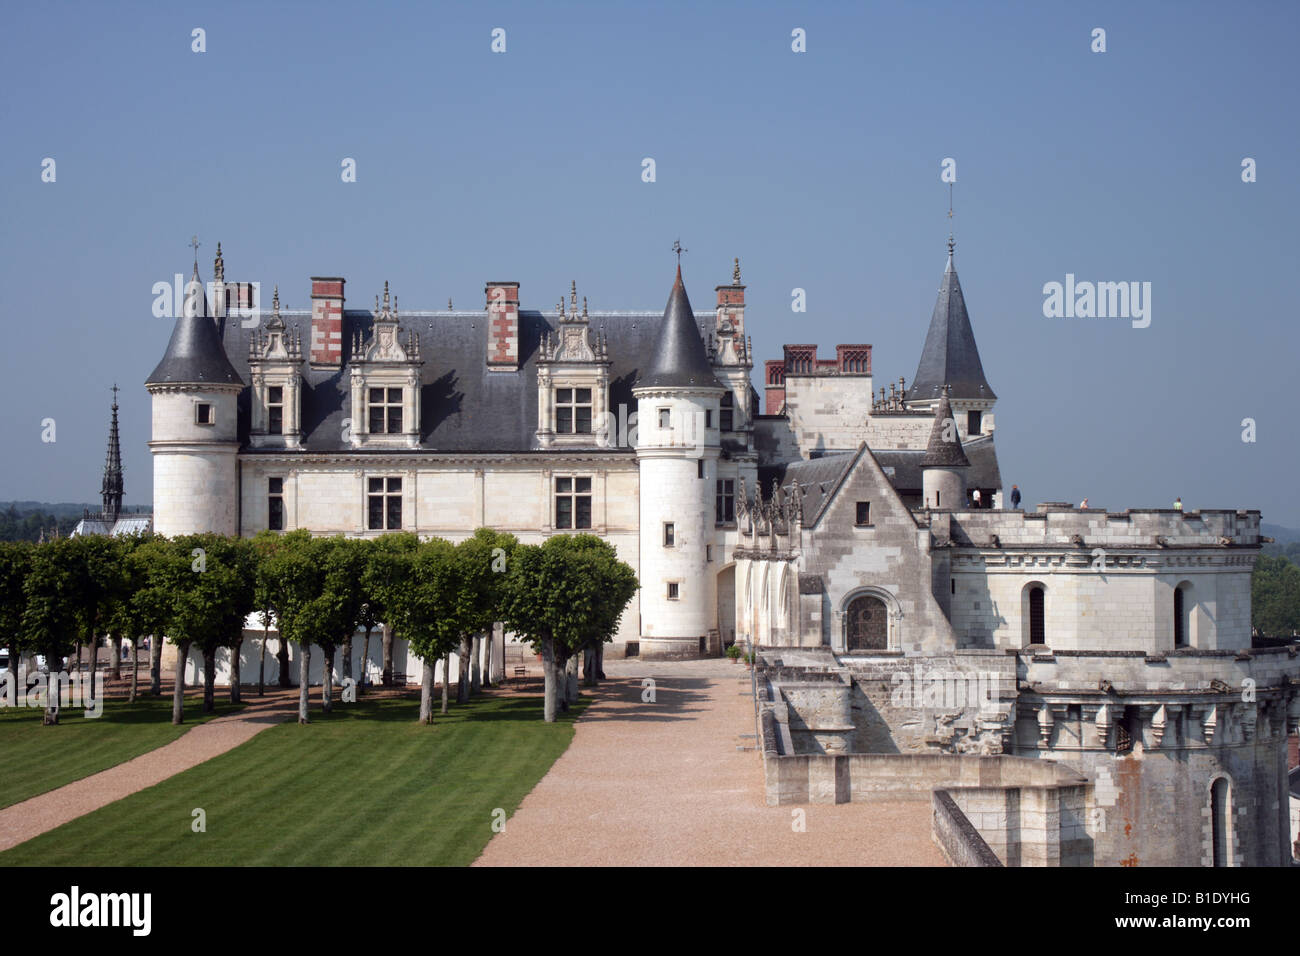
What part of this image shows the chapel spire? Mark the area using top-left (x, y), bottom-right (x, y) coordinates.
top-left (907, 238), bottom-right (996, 404)
top-left (101, 385), bottom-right (124, 521)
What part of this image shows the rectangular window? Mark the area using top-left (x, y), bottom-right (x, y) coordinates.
top-left (554, 387), bottom-right (593, 434)
top-left (368, 387), bottom-right (403, 435)
top-left (658, 408), bottom-right (670, 429)
top-left (667, 582), bottom-right (679, 600)
top-left (705, 409), bottom-right (713, 428)
top-left (715, 479), bottom-right (735, 524)
top-left (268, 477), bottom-right (284, 531)
top-left (663, 522), bottom-right (675, 547)
top-left (967, 410), bottom-right (982, 435)
top-left (720, 392), bottom-right (734, 431)
top-left (195, 403), bottom-right (213, 425)
top-left (367, 476), bottom-right (402, 530)
top-left (706, 545), bottom-right (712, 562)
top-left (555, 476), bottom-right (593, 529)
top-left (267, 386), bottom-right (283, 435)
top-left (697, 459), bottom-right (705, 480)
top-left (856, 501), bottom-right (871, 525)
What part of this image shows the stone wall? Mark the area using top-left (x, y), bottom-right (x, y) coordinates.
top-left (932, 790), bottom-right (1003, 866)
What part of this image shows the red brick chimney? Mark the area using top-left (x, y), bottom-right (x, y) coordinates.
top-left (310, 277), bottom-right (345, 365)
top-left (486, 281), bottom-right (520, 371)
top-left (764, 360), bottom-right (786, 414)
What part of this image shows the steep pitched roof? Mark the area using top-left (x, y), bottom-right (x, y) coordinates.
top-left (633, 266), bottom-right (721, 390)
top-left (145, 266), bottom-right (244, 387)
top-left (907, 254), bottom-right (995, 403)
top-left (919, 391), bottom-right (970, 468)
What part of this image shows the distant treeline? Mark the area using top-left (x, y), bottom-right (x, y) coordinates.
top-left (0, 503), bottom-right (147, 543)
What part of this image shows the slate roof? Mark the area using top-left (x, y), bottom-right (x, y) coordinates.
top-left (753, 452), bottom-right (858, 526)
top-left (146, 268), bottom-right (244, 387)
top-left (874, 435), bottom-right (1002, 491)
top-left (919, 392), bottom-right (970, 468)
top-left (213, 303), bottom-right (718, 454)
top-left (907, 254), bottom-right (996, 403)
top-left (634, 267), bottom-right (723, 390)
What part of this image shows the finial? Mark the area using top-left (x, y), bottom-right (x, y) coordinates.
top-left (272, 284), bottom-right (280, 315)
top-left (383, 280), bottom-right (390, 311)
top-left (672, 238), bottom-right (687, 265)
top-left (189, 235), bottom-right (201, 271)
top-left (374, 295), bottom-right (380, 314)
top-left (111, 383), bottom-right (119, 408)
top-left (570, 280), bottom-right (577, 312)
top-left (733, 257), bottom-right (741, 284)
top-left (448, 297), bottom-right (453, 310)
top-left (947, 183), bottom-right (955, 260)
top-left (582, 295), bottom-right (588, 318)
top-left (214, 241), bottom-right (224, 281)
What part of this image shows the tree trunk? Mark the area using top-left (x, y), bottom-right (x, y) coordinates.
top-left (418, 656), bottom-right (434, 724)
top-left (111, 636), bottom-right (122, 681)
top-left (342, 634), bottom-right (353, 683)
top-left (7, 638), bottom-right (18, 685)
top-left (541, 637), bottom-right (558, 723)
top-left (258, 624), bottom-right (268, 696)
top-left (298, 643), bottom-right (311, 724)
top-left (72, 641), bottom-right (81, 674)
top-left (149, 634), bottom-right (161, 697)
top-left (278, 636), bottom-right (291, 688)
top-left (360, 625), bottom-right (372, 693)
top-left (597, 641), bottom-right (606, 680)
top-left (230, 637), bottom-right (243, 704)
top-left (456, 638), bottom-right (470, 704)
top-left (202, 648), bottom-right (216, 713)
top-left (582, 645), bottom-right (596, 687)
top-left (321, 647), bottom-right (333, 715)
top-left (481, 627), bottom-right (492, 688)
top-left (470, 634), bottom-right (482, 696)
top-left (441, 654), bottom-right (450, 715)
top-left (171, 641), bottom-right (190, 725)
top-left (382, 624), bottom-right (394, 687)
top-left (565, 653), bottom-right (579, 705)
top-left (86, 637), bottom-right (99, 712)
top-left (129, 638), bottom-right (138, 703)
top-left (42, 660), bottom-right (59, 725)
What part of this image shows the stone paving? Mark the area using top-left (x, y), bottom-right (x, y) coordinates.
top-left (474, 658), bottom-right (945, 866)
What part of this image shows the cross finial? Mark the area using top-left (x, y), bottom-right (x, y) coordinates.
top-left (189, 235), bottom-right (201, 269)
top-left (947, 183), bottom-right (954, 258)
top-left (111, 383), bottom-right (119, 407)
top-left (672, 238), bottom-right (687, 264)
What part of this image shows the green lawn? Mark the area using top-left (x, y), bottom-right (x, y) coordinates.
top-left (0, 692), bottom-right (586, 866)
top-left (0, 695), bottom-right (243, 810)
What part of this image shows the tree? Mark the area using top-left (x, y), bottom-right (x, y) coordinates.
top-left (309, 537), bottom-right (370, 715)
top-left (250, 530), bottom-right (282, 697)
top-left (383, 537), bottom-right (462, 724)
top-left (500, 535), bottom-right (636, 722)
top-left (1252, 554), bottom-right (1300, 637)
top-left (20, 540), bottom-right (80, 724)
top-left (0, 541), bottom-right (32, 687)
top-left (453, 529), bottom-right (517, 700)
top-left (63, 534), bottom-right (127, 711)
top-left (259, 530), bottom-right (320, 723)
top-left (365, 533), bottom-right (419, 687)
top-left (105, 531), bottom-right (157, 704)
top-left (565, 535), bottom-right (638, 690)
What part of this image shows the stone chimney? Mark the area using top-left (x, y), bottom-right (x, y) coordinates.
top-left (763, 360), bottom-right (786, 414)
top-left (310, 277), bottom-right (345, 366)
top-left (486, 281), bottom-right (520, 371)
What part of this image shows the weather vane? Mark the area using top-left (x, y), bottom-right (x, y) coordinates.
top-left (672, 238), bottom-right (687, 264)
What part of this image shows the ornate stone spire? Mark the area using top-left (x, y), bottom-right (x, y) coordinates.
top-left (214, 241), bottom-right (225, 282)
top-left (733, 257), bottom-right (741, 284)
top-left (101, 385), bottom-right (124, 521)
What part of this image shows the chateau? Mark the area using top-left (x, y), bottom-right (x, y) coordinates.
top-left (146, 241), bottom-right (1300, 866)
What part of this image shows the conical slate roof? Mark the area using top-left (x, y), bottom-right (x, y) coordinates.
top-left (145, 266), bottom-right (243, 386)
top-left (908, 253), bottom-right (995, 402)
top-left (634, 266), bottom-right (721, 390)
top-left (920, 391), bottom-right (970, 468)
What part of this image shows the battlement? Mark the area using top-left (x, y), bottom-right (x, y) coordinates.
top-left (942, 508), bottom-right (1262, 549)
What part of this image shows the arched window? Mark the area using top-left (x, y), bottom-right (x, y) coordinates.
top-left (1024, 583), bottom-right (1046, 646)
top-left (1211, 777), bottom-right (1232, 866)
top-left (845, 595), bottom-right (889, 651)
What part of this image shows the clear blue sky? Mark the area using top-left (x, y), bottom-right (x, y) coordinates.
top-left (2, 0), bottom-right (1296, 524)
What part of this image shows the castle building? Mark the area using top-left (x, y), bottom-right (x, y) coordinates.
top-left (147, 240), bottom-right (1299, 866)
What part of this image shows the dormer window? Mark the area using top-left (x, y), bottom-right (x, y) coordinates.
top-left (195, 403), bottom-right (213, 425)
top-left (267, 386), bottom-right (283, 435)
top-left (368, 388), bottom-right (403, 435)
top-left (555, 388), bottom-right (592, 434)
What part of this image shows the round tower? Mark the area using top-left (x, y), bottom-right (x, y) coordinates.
top-left (145, 263), bottom-right (244, 536)
top-left (633, 265), bottom-right (724, 659)
top-left (920, 388), bottom-right (969, 510)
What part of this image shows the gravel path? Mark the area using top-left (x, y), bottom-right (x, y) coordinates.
top-left (474, 659), bottom-right (945, 866)
top-left (0, 690), bottom-right (300, 853)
